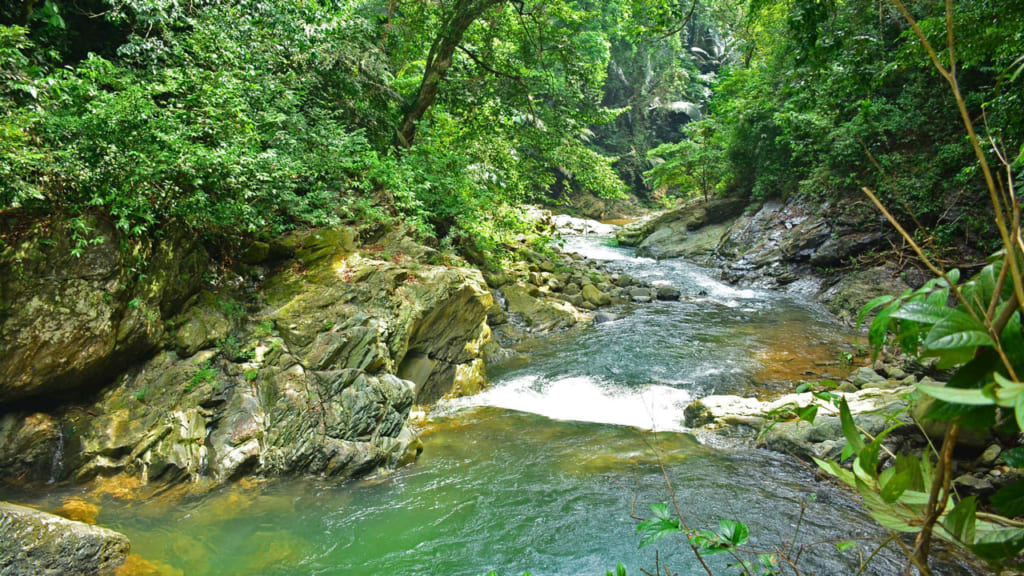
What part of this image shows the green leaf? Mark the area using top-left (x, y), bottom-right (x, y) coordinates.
top-left (922, 309), bottom-right (994, 352)
top-left (835, 541), bottom-right (857, 552)
top-left (969, 528), bottom-right (1024, 562)
top-left (637, 507), bottom-right (683, 549)
top-left (648, 503), bottom-right (671, 521)
top-left (718, 519), bottom-right (749, 547)
top-left (942, 496), bottom-right (978, 545)
top-left (813, 457), bottom-right (855, 487)
top-left (991, 480), bottom-right (1024, 517)
top-left (868, 303), bottom-right (897, 353)
top-left (880, 453), bottom-right (920, 503)
top-left (890, 300), bottom-right (953, 324)
top-left (858, 294), bottom-right (895, 329)
top-left (796, 404), bottom-right (818, 424)
top-left (1001, 446), bottom-right (1024, 467)
top-left (617, 562), bottom-right (627, 576)
top-left (855, 478), bottom-right (918, 532)
top-left (839, 399), bottom-right (864, 455)
top-left (916, 384), bottom-right (996, 406)
top-left (924, 400), bottom-right (997, 429)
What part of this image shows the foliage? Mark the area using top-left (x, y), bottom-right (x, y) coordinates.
top-left (1, 0), bottom-right (634, 254)
top-left (644, 117), bottom-right (728, 202)
top-left (810, 2), bottom-right (1024, 573)
top-left (694, 0), bottom-right (1022, 254)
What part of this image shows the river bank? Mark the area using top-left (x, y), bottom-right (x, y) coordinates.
top-left (0, 204), bottom-right (1007, 575)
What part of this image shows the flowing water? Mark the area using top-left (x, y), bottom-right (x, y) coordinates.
top-left (3, 237), bottom-right (980, 575)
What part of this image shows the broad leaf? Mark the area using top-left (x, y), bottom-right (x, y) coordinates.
top-left (890, 300), bottom-right (953, 324)
top-left (991, 480), bottom-right (1024, 517)
top-left (814, 457), bottom-right (855, 487)
top-left (916, 384), bottom-right (995, 406)
top-left (855, 478), bottom-right (918, 532)
top-left (942, 496), bottom-right (977, 545)
top-left (839, 399), bottom-right (864, 455)
top-left (796, 404), bottom-right (818, 424)
top-left (637, 505), bottom-right (682, 549)
top-left (718, 519), bottom-right (749, 547)
top-left (858, 294), bottom-right (895, 329)
top-left (923, 309), bottom-right (994, 351)
top-left (1001, 446), bottom-right (1024, 467)
top-left (969, 528), bottom-right (1024, 562)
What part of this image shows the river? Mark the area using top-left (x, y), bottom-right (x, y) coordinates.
top-left (3, 236), bottom-right (980, 575)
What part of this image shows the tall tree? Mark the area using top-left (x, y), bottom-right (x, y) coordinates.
top-left (394, 0), bottom-right (506, 148)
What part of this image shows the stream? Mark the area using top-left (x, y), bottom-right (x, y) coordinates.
top-left (3, 236), bottom-right (980, 575)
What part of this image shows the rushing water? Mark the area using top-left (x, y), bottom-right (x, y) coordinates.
top-left (3, 236), bottom-right (981, 575)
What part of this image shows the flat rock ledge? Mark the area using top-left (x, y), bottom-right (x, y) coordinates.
top-left (685, 385), bottom-right (918, 462)
top-left (0, 502), bottom-right (130, 576)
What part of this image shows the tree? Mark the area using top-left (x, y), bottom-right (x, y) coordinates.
top-left (393, 0), bottom-right (506, 148)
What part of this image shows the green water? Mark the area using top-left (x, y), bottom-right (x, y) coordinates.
top-left (8, 409), bottom-right (928, 575)
top-left (0, 238), bottom-right (982, 575)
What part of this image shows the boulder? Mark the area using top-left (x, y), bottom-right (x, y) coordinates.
top-left (1, 225), bottom-right (493, 488)
top-left (685, 386), bottom-right (918, 461)
top-left (655, 284), bottom-right (681, 301)
top-left (502, 283), bottom-right (581, 333)
top-left (821, 265), bottom-right (913, 326)
top-left (617, 197), bottom-right (746, 249)
top-left (582, 284), bottom-right (611, 307)
top-left (0, 217), bottom-right (206, 404)
top-left (0, 502), bottom-right (130, 576)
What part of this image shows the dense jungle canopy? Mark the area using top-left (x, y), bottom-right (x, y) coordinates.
top-left (1, 0), bottom-right (1022, 261)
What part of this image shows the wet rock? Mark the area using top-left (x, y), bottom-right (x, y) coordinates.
top-left (168, 291), bottom-right (235, 358)
top-left (849, 367), bottom-right (885, 388)
top-left (977, 445), bottom-right (1002, 467)
top-left (0, 413), bottom-right (61, 480)
top-left (655, 284), bottom-right (681, 301)
top-left (617, 197), bottom-right (746, 251)
top-left (241, 241), bottom-right (271, 264)
top-left (0, 501), bottom-right (130, 576)
top-left (821, 265), bottom-right (912, 326)
top-left (593, 312), bottom-right (621, 324)
top-left (687, 386), bottom-right (918, 462)
top-left (582, 284), bottom-right (611, 307)
top-left (954, 473), bottom-right (995, 493)
top-left (503, 283), bottom-right (581, 333)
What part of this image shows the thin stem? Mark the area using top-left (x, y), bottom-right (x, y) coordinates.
top-left (855, 533), bottom-right (900, 576)
top-left (913, 424), bottom-right (960, 573)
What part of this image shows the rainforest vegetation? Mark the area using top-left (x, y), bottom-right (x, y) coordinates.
top-left (2, 0), bottom-right (1022, 260)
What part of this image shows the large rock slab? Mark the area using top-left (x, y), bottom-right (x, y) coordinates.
top-left (685, 386), bottom-right (918, 461)
top-left (0, 226), bottom-right (493, 488)
top-left (716, 197), bottom-right (886, 288)
top-left (0, 217), bottom-right (206, 404)
top-left (501, 283), bottom-right (582, 333)
top-left (617, 197), bottom-right (747, 255)
top-left (0, 502), bottom-right (130, 575)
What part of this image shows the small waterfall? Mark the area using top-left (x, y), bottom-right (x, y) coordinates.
top-left (47, 424), bottom-right (65, 484)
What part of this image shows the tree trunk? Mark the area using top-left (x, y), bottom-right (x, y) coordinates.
top-left (393, 0), bottom-right (504, 149)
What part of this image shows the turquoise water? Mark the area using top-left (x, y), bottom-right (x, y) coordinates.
top-left (1, 237), bottom-right (981, 575)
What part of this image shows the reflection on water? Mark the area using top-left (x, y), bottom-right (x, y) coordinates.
top-left (6, 410), bottom-right (943, 576)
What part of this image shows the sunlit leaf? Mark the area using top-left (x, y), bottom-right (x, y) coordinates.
top-left (916, 384), bottom-right (995, 406)
top-left (839, 399), bottom-right (864, 455)
top-left (922, 309), bottom-right (994, 352)
top-left (890, 301), bottom-right (953, 324)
